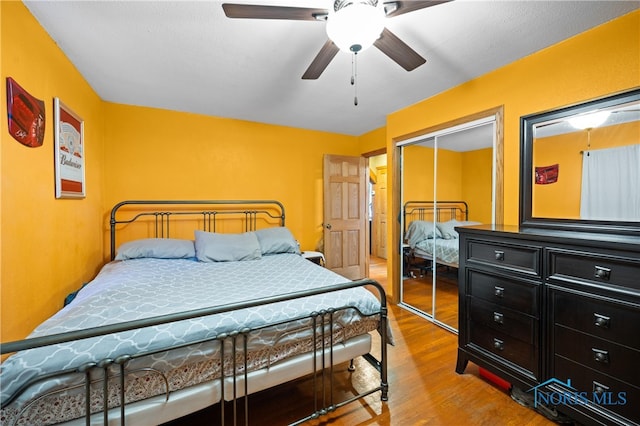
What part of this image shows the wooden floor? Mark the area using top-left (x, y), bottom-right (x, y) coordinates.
top-left (401, 265), bottom-right (459, 330)
top-left (165, 257), bottom-right (557, 426)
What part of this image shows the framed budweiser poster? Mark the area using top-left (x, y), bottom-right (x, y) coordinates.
top-left (54, 98), bottom-right (85, 198)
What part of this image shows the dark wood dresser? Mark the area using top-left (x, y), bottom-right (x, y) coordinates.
top-left (456, 225), bottom-right (640, 426)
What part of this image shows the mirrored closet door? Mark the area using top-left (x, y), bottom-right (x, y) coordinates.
top-left (399, 116), bottom-right (497, 332)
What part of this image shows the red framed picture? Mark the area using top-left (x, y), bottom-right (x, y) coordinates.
top-left (54, 98), bottom-right (85, 198)
top-left (535, 164), bottom-right (559, 185)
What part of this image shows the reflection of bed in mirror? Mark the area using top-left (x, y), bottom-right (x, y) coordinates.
top-left (403, 201), bottom-right (480, 275)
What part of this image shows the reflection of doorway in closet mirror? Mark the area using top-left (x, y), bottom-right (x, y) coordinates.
top-left (399, 115), bottom-right (497, 333)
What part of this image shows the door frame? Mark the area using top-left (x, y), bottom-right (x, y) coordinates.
top-left (362, 148), bottom-right (387, 269)
top-left (372, 165), bottom-right (387, 259)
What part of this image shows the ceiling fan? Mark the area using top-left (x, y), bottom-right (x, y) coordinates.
top-left (222, 1), bottom-right (450, 80)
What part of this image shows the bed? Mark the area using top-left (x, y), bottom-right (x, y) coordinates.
top-left (403, 201), bottom-right (479, 273)
top-left (0, 200), bottom-right (390, 426)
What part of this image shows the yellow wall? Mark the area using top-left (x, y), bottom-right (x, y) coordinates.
top-left (361, 127), bottom-right (387, 185)
top-left (358, 126), bottom-right (386, 154)
top-left (1, 1), bottom-right (106, 342)
top-left (436, 148), bottom-right (463, 200)
top-left (533, 121), bottom-right (640, 218)
top-left (403, 145), bottom-right (435, 201)
top-left (461, 148), bottom-right (493, 224)
top-left (403, 145), bottom-right (492, 224)
top-left (368, 154), bottom-right (387, 172)
top-left (386, 11), bottom-right (640, 299)
top-left (102, 103), bottom-right (360, 257)
top-left (2, 2), bottom-right (638, 339)
top-left (1, 2), bottom-right (361, 342)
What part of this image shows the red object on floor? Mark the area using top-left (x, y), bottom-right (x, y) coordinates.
top-left (479, 367), bottom-right (512, 391)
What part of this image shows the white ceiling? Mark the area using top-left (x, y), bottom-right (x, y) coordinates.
top-left (23, 0), bottom-right (639, 136)
top-left (414, 122), bottom-right (496, 151)
top-left (535, 100), bottom-right (640, 138)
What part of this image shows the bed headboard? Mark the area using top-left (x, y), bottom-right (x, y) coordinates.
top-left (109, 200), bottom-right (286, 260)
top-left (403, 200), bottom-right (469, 233)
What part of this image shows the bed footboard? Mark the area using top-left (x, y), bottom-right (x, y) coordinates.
top-left (1, 279), bottom-right (388, 426)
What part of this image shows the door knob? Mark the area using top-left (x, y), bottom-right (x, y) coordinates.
top-left (325, 224), bottom-right (332, 229)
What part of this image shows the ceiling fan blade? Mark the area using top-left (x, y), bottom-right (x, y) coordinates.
top-left (374, 28), bottom-right (426, 71)
top-left (383, 1), bottom-right (451, 18)
top-left (302, 40), bottom-right (340, 80)
top-left (222, 4), bottom-right (328, 20)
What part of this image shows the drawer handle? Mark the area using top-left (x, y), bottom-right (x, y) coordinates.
top-left (494, 286), bottom-right (504, 298)
top-left (592, 348), bottom-right (609, 364)
top-left (494, 250), bottom-right (504, 261)
top-left (493, 338), bottom-right (504, 351)
top-left (594, 313), bottom-right (610, 328)
top-left (592, 381), bottom-right (610, 396)
top-left (493, 312), bottom-right (504, 325)
top-left (594, 265), bottom-right (611, 281)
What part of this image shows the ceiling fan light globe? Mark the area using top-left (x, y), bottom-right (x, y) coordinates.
top-left (326, 3), bottom-right (385, 53)
top-left (568, 111), bottom-right (611, 130)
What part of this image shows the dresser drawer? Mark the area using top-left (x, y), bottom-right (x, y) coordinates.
top-left (467, 240), bottom-right (540, 276)
top-left (548, 249), bottom-right (640, 291)
top-left (468, 270), bottom-right (539, 315)
top-left (469, 322), bottom-right (537, 376)
top-left (554, 325), bottom-right (639, 386)
top-left (554, 355), bottom-right (640, 424)
top-left (470, 297), bottom-right (537, 345)
top-left (551, 289), bottom-right (640, 350)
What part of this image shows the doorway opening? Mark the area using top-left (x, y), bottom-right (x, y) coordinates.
top-left (364, 151), bottom-right (388, 287)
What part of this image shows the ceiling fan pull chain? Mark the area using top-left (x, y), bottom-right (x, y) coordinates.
top-left (352, 52), bottom-right (358, 106)
top-left (351, 53), bottom-right (355, 86)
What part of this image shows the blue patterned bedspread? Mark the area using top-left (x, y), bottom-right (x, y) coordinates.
top-left (1, 254), bottom-right (384, 408)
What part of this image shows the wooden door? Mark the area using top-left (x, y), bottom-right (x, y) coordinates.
top-left (323, 154), bottom-right (368, 280)
top-left (374, 166), bottom-right (388, 259)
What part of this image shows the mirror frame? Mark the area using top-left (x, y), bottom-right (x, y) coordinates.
top-left (519, 87), bottom-right (640, 235)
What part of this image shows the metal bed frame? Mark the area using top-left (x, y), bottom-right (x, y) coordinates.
top-left (403, 200), bottom-right (469, 229)
top-left (109, 199), bottom-right (288, 260)
top-left (1, 200), bottom-right (389, 426)
top-left (402, 200), bottom-right (469, 275)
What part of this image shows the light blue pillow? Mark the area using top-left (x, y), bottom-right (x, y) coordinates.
top-left (194, 230), bottom-right (262, 262)
top-left (254, 227), bottom-right (300, 255)
top-left (437, 219), bottom-right (481, 239)
top-left (405, 220), bottom-right (442, 248)
top-left (115, 238), bottom-right (195, 260)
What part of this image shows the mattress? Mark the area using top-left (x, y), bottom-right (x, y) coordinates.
top-left (413, 238), bottom-right (460, 266)
top-left (1, 253), bottom-right (384, 425)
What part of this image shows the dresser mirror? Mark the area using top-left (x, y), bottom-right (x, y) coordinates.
top-left (520, 88), bottom-right (640, 234)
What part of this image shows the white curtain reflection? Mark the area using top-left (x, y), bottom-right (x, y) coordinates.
top-left (580, 144), bottom-right (640, 220)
